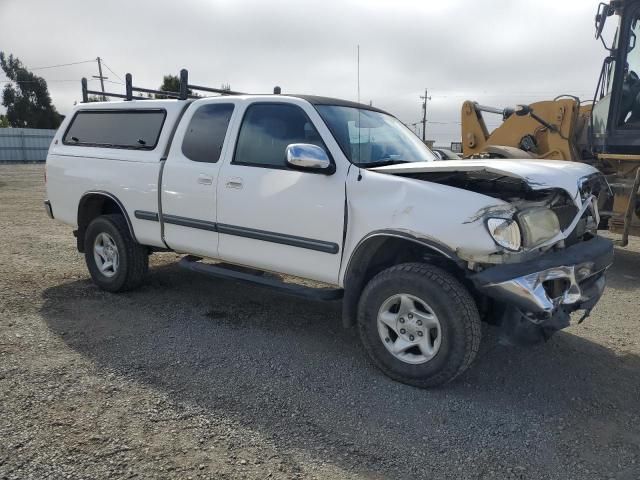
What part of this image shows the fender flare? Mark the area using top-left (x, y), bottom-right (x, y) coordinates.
top-left (340, 230), bottom-right (463, 328)
top-left (76, 191), bottom-right (138, 250)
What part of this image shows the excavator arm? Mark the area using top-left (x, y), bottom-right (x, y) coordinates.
top-left (460, 98), bottom-right (588, 161)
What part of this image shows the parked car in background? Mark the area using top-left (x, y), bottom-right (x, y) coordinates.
top-left (432, 146), bottom-right (462, 160)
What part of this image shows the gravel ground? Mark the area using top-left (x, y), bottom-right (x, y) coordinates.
top-left (1, 163), bottom-right (639, 480)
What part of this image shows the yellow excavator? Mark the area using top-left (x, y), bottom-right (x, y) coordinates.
top-left (461, 0), bottom-right (640, 245)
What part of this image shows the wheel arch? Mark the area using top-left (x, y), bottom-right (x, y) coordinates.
top-left (76, 191), bottom-right (137, 253)
top-left (341, 231), bottom-right (465, 328)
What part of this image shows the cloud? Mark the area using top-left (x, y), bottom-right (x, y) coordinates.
top-left (0, 0), bottom-right (611, 144)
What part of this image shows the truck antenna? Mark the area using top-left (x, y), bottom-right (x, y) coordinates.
top-left (357, 45), bottom-right (360, 104)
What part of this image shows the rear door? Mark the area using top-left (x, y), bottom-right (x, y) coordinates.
top-left (161, 100), bottom-right (236, 256)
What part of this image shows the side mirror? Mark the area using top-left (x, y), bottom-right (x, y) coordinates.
top-left (285, 143), bottom-right (334, 174)
top-left (595, 3), bottom-right (611, 40)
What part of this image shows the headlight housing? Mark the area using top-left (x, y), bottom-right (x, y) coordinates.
top-left (517, 208), bottom-right (561, 248)
top-left (487, 218), bottom-right (521, 251)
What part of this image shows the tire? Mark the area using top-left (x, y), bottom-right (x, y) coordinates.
top-left (84, 214), bottom-right (148, 292)
top-left (357, 262), bottom-right (481, 388)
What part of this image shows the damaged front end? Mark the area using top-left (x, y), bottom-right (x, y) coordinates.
top-left (404, 169), bottom-right (614, 344)
top-left (461, 175), bottom-right (612, 345)
top-left (469, 236), bottom-right (613, 344)
top-left (459, 174), bottom-right (613, 345)
top-left (372, 161), bottom-right (614, 344)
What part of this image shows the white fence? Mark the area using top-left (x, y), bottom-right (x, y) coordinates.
top-left (0, 128), bottom-right (57, 162)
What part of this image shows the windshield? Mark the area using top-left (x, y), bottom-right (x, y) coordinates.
top-left (315, 105), bottom-right (437, 167)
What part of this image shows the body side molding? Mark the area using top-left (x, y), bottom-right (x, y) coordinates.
top-left (134, 211), bottom-right (339, 254)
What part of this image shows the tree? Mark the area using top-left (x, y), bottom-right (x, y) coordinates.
top-left (0, 52), bottom-right (62, 129)
top-left (158, 74), bottom-right (180, 97)
top-left (155, 74), bottom-right (199, 99)
top-left (155, 74), bottom-right (232, 99)
top-left (0, 115), bottom-right (9, 128)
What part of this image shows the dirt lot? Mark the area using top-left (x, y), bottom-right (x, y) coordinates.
top-left (1, 164), bottom-right (639, 480)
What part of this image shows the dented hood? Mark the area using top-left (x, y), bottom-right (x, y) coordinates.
top-left (370, 159), bottom-right (599, 199)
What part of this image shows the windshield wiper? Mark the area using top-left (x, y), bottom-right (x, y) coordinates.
top-left (362, 159), bottom-right (410, 168)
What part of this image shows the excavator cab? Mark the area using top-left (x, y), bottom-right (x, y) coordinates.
top-left (591, 0), bottom-right (640, 154)
top-left (589, 0), bottom-right (640, 242)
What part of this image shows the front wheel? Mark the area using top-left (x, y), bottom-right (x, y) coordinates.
top-left (84, 214), bottom-right (148, 292)
top-left (357, 263), bottom-right (481, 388)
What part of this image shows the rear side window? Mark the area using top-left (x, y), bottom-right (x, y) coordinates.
top-left (233, 103), bottom-right (325, 168)
top-left (63, 110), bottom-right (166, 149)
top-left (181, 103), bottom-right (234, 163)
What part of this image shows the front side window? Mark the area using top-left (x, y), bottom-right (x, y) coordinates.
top-left (315, 105), bottom-right (436, 167)
top-left (182, 103), bottom-right (234, 163)
top-left (234, 103), bottom-right (326, 168)
top-left (63, 110), bottom-right (165, 149)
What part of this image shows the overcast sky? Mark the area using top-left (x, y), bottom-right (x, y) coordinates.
top-left (0, 0), bottom-right (617, 145)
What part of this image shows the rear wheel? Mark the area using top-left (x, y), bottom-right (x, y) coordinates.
top-left (84, 214), bottom-right (148, 292)
top-left (357, 263), bottom-right (481, 388)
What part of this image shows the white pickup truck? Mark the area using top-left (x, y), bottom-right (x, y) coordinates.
top-left (45, 75), bottom-right (613, 387)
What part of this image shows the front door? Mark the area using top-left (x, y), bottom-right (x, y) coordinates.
top-left (216, 101), bottom-right (346, 284)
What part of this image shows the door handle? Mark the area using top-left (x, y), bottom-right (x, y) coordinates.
top-left (225, 177), bottom-right (243, 189)
top-left (197, 174), bottom-right (213, 185)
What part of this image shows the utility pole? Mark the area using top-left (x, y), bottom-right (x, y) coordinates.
top-left (420, 88), bottom-right (431, 143)
top-left (93, 57), bottom-right (108, 101)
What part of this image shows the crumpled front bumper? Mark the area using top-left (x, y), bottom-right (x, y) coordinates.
top-left (470, 236), bottom-right (614, 343)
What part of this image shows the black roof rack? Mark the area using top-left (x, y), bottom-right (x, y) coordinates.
top-left (81, 68), bottom-right (282, 102)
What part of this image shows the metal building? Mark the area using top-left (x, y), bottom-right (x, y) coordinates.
top-left (0, 128), bottom-right (57, 162)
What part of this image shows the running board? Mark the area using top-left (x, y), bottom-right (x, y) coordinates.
top-left (178, 256), bottom-right (344, 301)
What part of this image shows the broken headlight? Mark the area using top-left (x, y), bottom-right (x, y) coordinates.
top-left (517, 208), bottom-right (561, 248)
top-left (487, 218), bottom-right (521, 251)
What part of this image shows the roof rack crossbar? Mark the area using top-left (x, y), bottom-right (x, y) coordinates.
top-left (87, 89), bottom-right (148, 100)
top-left (82, 78), bottom-right (148, 101)
top-left (80, 68), bottom-right (265, 103)
top-left (187, 83), bottom-right (245, 96)
top-left (131, 86), bottom-right (181, 98)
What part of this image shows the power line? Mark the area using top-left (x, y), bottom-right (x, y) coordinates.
top-left (0, 77), bottom-right (119, 86)
top-left (27, 59), bottom-right (95, 71)
top-left (99, 58), bottom-right (124, 83)
top-left (431, 92), bottom-right (593, 99)
top-left (0, 78), bottom-right (80, 83)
